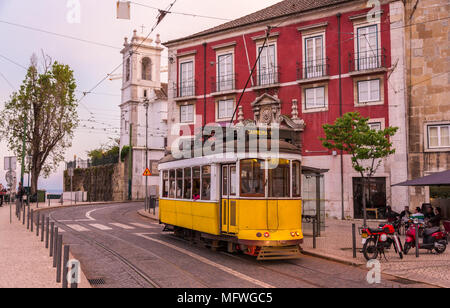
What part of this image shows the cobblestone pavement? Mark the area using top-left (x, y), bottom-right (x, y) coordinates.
top-left (301, 218), bottom-right (450, 288)
top-left (37, 202), bottom-right (436, 288)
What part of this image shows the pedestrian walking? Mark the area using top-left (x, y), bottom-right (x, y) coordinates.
top-left (0, 183), bottom-right (4, 207)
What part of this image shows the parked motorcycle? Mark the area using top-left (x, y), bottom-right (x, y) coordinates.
top-left (403, 220), bottom-right (449, 255)
top-left (361, 223), bottom-right (403, 261)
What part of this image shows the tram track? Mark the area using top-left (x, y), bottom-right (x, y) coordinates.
top-left (48, 210), bottom-right (161, 288)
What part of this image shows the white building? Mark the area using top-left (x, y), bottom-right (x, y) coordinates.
top-left (120, 30), bottom-right (168, 199)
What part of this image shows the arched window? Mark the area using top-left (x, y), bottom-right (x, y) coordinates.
top-left (141, 57), bottom-right (152, 81)
top-left (126, 58), bottom-right (131, 81)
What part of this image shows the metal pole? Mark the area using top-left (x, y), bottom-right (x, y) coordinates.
top-left (128, 123), bottom-right (133, 201)
top-left (50, 222), bottom-right (54, 257)
top-left (144, 99), bottom-right (149, 212)
top-left (53, 227), bottom-right (59, 267)
top-left (41, 215), bottom-right (45, 242)
top-left (27, 206), bottom-right (30, 229)
top-left (313, 217), bottom-right (317, 249)
top-left (30, 209), bottom-right (34, 232)
top-left (22, 205), bottom-right (25, 225)
top-left (45, 217), bottom-right (49, 247)
top-left (352, 223), bottom-right (357, 258)
top-left (62, 245), bottom-right (70, 288)
top-left (56, 235), bottom-right (63, 283)
top-left (36, 214), bottom-right (40, 236)
top-left (415, 223), bottom-right (420, 258)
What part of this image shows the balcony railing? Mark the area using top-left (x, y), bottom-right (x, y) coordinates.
top-left (349, 48), bottom-right (387, 72)
top-left (254, 67), bottom-right (280, 87)
top-left (297, 58), bottom-right (329, 80)
top-left (211, 73), bottom-right (237, 93)
top-left (173, 80), bottom-right (196, 98)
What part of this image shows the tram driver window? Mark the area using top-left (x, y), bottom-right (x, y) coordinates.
top-left (202, 165), bottom-right (211, 201)
top-left (240, 159), bottom-right (265, 197)
top-left (176, 169), bottom-right (183, 199)
top-left (183, 168), bottom-right (191, 199)
top-left (268, 159), bottom-right (290, 198)
top-left (192, 167), bottom-right (201, 200)
top-left (292, 161), bottom-right (301, 197)
top-left (162, 170), bottom-right (169, 198)
top-left (169, 170), bottom-right (175, 198)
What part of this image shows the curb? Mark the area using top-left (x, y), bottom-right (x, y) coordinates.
top-left (301, 248), bottom-right (444, 288)
top-left (32, 200), bottom-right (141, 214)
top-left (137, 209), bottom-right (159, 222)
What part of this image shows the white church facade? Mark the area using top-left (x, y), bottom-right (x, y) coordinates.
top-left (119, 30), bottom-right (168, 200)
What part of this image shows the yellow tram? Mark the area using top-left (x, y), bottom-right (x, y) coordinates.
top-left (158, 130), bottom-right (303, 260)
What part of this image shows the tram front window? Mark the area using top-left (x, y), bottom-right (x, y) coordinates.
top-left (192, 167), bottom-right (201, 200)
top-left (202, 166), bottom-right (211, 200)
top-left (183, 168), bottom-right (191, 199)
top-left (240, 159), bottom-right (265, 197)
top-left (269, 159), bottom-right (290, 198)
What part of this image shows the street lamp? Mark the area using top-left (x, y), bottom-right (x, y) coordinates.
top-left (143, 97), bottom-right (149, 211)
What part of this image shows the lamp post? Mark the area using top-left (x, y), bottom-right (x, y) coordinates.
top-left (144, 97), bottom-right (149, 211)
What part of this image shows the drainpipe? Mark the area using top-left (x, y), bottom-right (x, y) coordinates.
top-left (203, 42), bottom-right (207, 133)
top-left (337, 12), bottom-right (345, 220)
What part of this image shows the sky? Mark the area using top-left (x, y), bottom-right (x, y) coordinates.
top-left (0, 0), bottom-right (281, 191)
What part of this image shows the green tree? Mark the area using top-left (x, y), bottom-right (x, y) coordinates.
top-left (0, 54), bottom-right (78, 195)
top-left (87, 138), bottom-right (119, 166)
top-left (321, 112), bottom-right (398, 225)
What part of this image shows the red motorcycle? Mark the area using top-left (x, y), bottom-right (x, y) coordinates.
top-left (361, 223), bottom-right (403, 261)
top-left (403, 221), bottom-right (449, 255)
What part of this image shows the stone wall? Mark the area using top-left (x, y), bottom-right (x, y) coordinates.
top-left (405, 0), bottom-right (450, 205)
top-left (64, 162), bottom-right (127, 202)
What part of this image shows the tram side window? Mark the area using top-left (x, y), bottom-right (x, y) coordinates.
top-left (192, 167), bottom-right (201, 200)
top-left (268, 159), bottom-right (290, 197)
top-left (240, 159), bottom-right (265, 197)
top-left (292, 161), bottom-right (301, 197)
top-left (202, 165), bottom-right (211, 201)
top-left (176, 169), bottom-right (183, 199)
top-left (169, 170), bottom-right (175, 198)
top-left (162, 170), bottom-right (169, 198)
top-left (183, 168), bottom-right (191, 200)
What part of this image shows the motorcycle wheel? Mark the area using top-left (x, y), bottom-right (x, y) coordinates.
top-left (363, 238), bottom-right (378, 261)
top-left (434, 243), bottom-right (447, 254)
top-left (404, 242), bottom-right (412, 255)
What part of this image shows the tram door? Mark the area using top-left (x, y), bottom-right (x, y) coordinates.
top-left (221, 165), bottom-right (237, 234)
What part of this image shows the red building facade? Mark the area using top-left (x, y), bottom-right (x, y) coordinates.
top-left (163, 0), bottom-right (409, 218)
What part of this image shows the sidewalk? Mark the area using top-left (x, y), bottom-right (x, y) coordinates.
top-left (0, 201), bottom-right (92, 288)
top-left (138, 207), bottom-right (159, 221)
top-left (301, 218), bottom-right (450, 288)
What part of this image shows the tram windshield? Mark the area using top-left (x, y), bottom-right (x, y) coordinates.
top-left (240, 159), bottom-right (265, 197)
top-left (268, 159), bottom-right (290, 198)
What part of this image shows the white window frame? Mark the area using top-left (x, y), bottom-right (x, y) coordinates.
top-left (179, 59), bottom-right (195, 97)
top-left (303, 33), bottom-right (325, 78)
top-left (216, 99), bottom-right (235, 121)
top-left (357, 79), bottom-right (381, 103)
top-left (256, 41), bottom-right (277, 86)
top-left (216, 50), bottom-right (234, 92)
top-left (180, 104), bottom-right (195, 124)
top-left (427, 124), bottom-right (450, 149)
top-left (304, 87), bottom-right (326, 110)
top-left (352, 17), bottom-right (382, 71)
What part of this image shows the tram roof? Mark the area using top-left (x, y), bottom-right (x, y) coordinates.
top-left (160, 140), bottom-right (301, 165)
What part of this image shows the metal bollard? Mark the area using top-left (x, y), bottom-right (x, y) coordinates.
top-left (41, 215), bottom-right (45, 242)
top-left (45, 217), bottom-right (50, 247)
top-left (22, 206), bottom-right (26, 225)
top-left (70, 262), bottom-right (78, 289)
top-left (415, 223), bottom-right (420, 258)
top-left (56, 235), bottom-right (63, 283)
top-left (30, 209), bottom-right (34, 232)
top-left (36, 214), bottom-right (40, 236)
top-left (312, 217), bottom-right (317, 249)
top-left (53, 227), bottom-right (59, 267)
top-left (50, 222), bottom-right (55, 257)
top-left (62, 245), bottom-right (70, 288)
top-left (352, 224), bottom-right (357, 258)
top-left (27, 206), bottom-right (30, 230)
